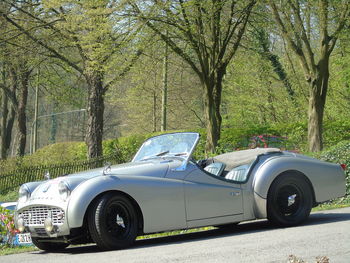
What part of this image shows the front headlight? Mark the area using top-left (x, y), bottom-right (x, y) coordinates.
top-left (58, 181), bottom-right (71, 201)
top-left (18, 185), bottom-right (31, 203)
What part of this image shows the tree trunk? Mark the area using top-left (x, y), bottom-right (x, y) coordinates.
top-left (161, 36), bottom-right (169, 132)
top-left (1, 67), bottom-right (17, 159)
top-left (5, 107), bottom-right (15, 154)
top-left (203, 69), bottom-right (224, 153)
top-left (0, 96), bottom-right (15, 159)
top-left (85, 72), bottom-right (105, 159)
top-left (16, 69), bottom-right (30, 156)
top-left (1, 90), bottom-right (9, 159)
top-left (308, 60), bottom-right (329, 152)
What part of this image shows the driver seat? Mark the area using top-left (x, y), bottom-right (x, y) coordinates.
top-left (204, 162), bottom-right (226, 177)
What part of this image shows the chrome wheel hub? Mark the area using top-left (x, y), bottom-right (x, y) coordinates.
top-left (288, 194), bottom-right (297, 207)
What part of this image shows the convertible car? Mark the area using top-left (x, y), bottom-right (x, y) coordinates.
top-left (15, 132), bottom-right (346, 251)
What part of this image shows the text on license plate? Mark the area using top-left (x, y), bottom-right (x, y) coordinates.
top-left (18, 233), bottom-right (32, 244)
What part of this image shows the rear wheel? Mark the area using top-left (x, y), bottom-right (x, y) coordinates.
top-left (31, 238), bottom-right (69, 251)
top-left (267, 173), bottom-right (313, 226)
top-left (88, 193), bottom-right (138, 250)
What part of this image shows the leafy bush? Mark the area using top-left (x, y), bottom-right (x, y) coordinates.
top-left (0, 207), bottom-right (18, 247)
top-left (112, 134), bottom-right (148, 162)
top-left (319, 140), bottom-right (350, 195)
top-left (323, 120), bottom-right (350, 147)
top-left (0, 142), bottom-right (87, 174)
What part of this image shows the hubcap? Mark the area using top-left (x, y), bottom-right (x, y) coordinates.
top-left (276, 185), bottom-right (302, 217)
top-left (106, 202), bottom-right (131, 239)
top-left (288, 194), bottom-right (297, 207)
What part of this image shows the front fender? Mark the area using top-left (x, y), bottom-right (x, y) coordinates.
top-left (67, 175), bottom-right (121, 228)
top-left (66, 174), bottom-right (187, 233)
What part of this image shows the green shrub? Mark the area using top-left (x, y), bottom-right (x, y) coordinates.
top-left (115, 134), bottom-right (148, 162)
top-left (28, 142), bottom-right (87, 165)
top-left (319, 140), bottom-right (350, 195)
top-left (323, 120), bottom-right (350, 147)
top-left (0, 142), bottom-right (87, 174)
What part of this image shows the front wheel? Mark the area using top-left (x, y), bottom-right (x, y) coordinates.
top-left (88, 193), bottom-right (138, 250)
top-left (31, 238), bottom-right (69, 251)
top-left (267, 173), bottom-right (313, 227)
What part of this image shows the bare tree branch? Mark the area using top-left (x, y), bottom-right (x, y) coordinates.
top-left (0, 11), bottom-right (83, 74)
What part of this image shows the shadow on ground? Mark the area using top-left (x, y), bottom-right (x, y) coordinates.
top-left (32, 209), bottom-right (350, 255)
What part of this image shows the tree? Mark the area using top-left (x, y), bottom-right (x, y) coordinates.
top-left (108, 33), bottom-right (204, 135)
top-left (130, 0), bottom-right (256, 153)
top-left (253, 27), bottom-right (296, 102)
top-left (0, 1), bottom-right (36, 157)
top-left (0, 3), bottom-right (15, 159)
top-left (268, 0), bottom-right (350, 151)
top-left (1, 0), bottom-right (141, 158)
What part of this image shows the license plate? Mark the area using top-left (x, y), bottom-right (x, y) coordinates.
top-left (18, 233), bottom-right (32, 244)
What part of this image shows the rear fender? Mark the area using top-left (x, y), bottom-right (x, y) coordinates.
top-left (252, 156), bottom-right (346, 218)
top-left (252, 157), bottom-right (312, 218)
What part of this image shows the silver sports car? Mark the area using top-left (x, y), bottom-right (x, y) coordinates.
top-left (15, 132), bottom-right (346, 251)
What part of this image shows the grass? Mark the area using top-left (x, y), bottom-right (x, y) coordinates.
top-left (0, 245), bottom-right (38, 256)
top-left (312, 195), bottom-right (350, 212)
top-left (136, 226), bottom-right (214, 240)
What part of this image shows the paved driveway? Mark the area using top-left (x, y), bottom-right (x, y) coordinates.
top-left (2, 207), bottom-right (350, 263)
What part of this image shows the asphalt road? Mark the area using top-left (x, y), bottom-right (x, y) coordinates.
top-left (2, 207), bottom-right (350, 263)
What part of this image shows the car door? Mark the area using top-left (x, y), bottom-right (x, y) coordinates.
top-left (184, 169), bottom-right (243, 228)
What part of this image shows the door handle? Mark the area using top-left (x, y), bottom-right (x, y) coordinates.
top-left (230, 191), bottom-right (241, 196)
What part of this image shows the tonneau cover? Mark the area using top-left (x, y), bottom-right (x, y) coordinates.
top-left (213, 148), bottom-right (281, 170)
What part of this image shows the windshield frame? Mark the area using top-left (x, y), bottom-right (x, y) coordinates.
top-left (132, 132), bottom-right (200, 167)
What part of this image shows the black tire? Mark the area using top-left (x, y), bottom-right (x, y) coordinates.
top-left (267, 173), bottom-right (313, 227)
top-left (88, 193), bottom-right (138, 250)
top-left (31, 238), bottom-right (69, 251)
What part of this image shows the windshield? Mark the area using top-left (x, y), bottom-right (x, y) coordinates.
top-left (132, 132), bottom-right (200, 162)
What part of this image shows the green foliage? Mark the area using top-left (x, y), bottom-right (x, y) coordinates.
top-left (28, 142), bottom-right (87, 165)
top-left (0, 142), bottom-right (87, 174)
top-left (114, 135), bottom-right (148, 162)
top-left (319, 140), bottom-right (350, 195)
top-left (323, 120), bottom-right (350, 147)
top-left (102, 135), bottom-right (147, 162)
top-left (0, 190), bottom-right (18, 202)
top-left (217, 123), bottom-right (305, 153)
top-left (1, 121), bottom-right (349, 194)
top-left (0, 151), bottom-right (123, 194)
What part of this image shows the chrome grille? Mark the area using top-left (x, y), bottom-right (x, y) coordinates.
top-left (19, 206), bottom-right (65, 226)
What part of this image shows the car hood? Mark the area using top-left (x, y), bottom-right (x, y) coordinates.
top-left (31, 159), bottom-right (172, 197)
